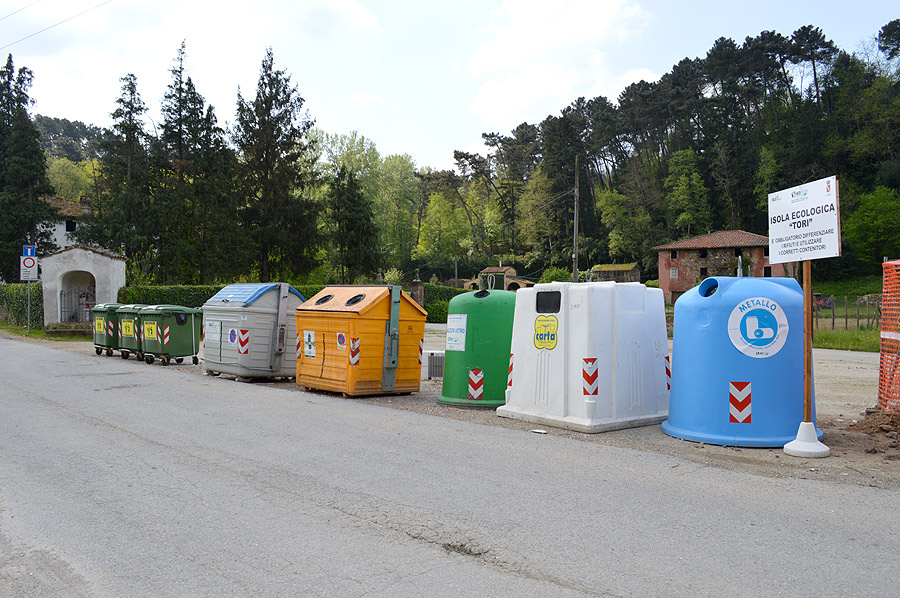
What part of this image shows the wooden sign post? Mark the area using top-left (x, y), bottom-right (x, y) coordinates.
top-left (768, 176), bottom-right (840, 458)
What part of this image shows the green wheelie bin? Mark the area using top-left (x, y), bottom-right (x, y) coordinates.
top-left (139, 305), bottom-right (202, 365)
top-left (92, 303), bottom-right (123, 357)
top-left (115, 304), bottom-right (148, 360)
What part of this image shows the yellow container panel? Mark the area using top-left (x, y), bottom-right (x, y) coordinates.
top-left (295, 286), bottom-right (426, 397)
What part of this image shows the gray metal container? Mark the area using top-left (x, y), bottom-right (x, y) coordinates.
top-left (201, 283), bottom-right (305, 379)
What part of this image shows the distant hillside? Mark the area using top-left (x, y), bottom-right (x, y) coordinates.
top-left (33, 115), bottom-right (102, 162)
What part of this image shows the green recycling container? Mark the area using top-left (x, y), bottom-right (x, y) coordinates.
top-left (438, 289), bottom-right (516, 407)
top-left (115, 304), bottom-right (148, 360)
top-left (92, 303), bottom-right (123, 356)
top-left (139, 305), bottom-right (202, 366)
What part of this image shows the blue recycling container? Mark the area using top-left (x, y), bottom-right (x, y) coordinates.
top-left (661, 277), bottom-right (823, 447)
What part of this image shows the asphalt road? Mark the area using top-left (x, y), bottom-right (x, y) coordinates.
top-left (2, 334), bottom-right (900, 597)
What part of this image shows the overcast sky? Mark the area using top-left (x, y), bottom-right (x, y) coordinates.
top-left (1, 0), bottom-right (897, 170)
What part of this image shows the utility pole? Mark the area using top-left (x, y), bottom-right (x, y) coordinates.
top-left (572, 154), bottom-right (580, 282)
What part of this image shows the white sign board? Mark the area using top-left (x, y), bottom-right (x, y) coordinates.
top-left (767, 175), bottom-right (840, 264)
top-left (19, 256), bottom-right (38, 281)
top-left (445, 314), bottom-right (467, 351)
top-left (206, 320), bottom-right (221, 343)
top-left (303, 330), bottom-right (316, 359)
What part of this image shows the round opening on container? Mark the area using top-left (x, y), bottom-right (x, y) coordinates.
top-left (345, 294), bottom-right (366, 306)
top-left (698, 278), bottom-right (718, 297)
top-left (474, 290), bottom-right (490, 298)
top-left (315, 294), bottom-right (334, 305)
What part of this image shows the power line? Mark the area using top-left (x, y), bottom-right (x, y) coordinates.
top-left (536, 187), bottom-right (574, 211)
top-left (0, 0), bottom-right (115, 51)
top-left (0, 2), bottom-right (43, 23)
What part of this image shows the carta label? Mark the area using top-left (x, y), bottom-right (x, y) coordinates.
top-left (727, 297), bottom-right (789, 358)
top-left (534, 315), bottom-right (559, 350)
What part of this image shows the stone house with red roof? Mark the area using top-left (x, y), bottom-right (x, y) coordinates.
top-left (652, 230), bottom-right (796, 304)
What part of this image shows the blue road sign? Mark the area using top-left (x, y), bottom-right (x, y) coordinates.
top-left (23, 245), bottom-right (35, 257)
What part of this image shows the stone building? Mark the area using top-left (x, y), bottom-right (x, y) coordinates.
top-left (653, 230), bottom-right (795, 304)
top-left (41, 246), bottom-right (126, 325)
top-left (590, 263), bottom-right (640, 283)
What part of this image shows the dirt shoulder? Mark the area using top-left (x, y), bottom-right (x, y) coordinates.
top-left (6, 327), bottom-right (898, 491)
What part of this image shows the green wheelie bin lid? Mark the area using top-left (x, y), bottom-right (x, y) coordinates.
top-left (115, 304), bottom-right (148, 358)
top-left (138, 305), bottom-right (202, 364)
top-left (92, 303), bottom-right (123, 353)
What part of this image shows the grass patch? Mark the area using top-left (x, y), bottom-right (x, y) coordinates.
top-left (0, 321), bottom-right (92, 342)
top-left (812, 327), bottom-right (881, 352)
top-left (813, 275), bottom-right (883, 300)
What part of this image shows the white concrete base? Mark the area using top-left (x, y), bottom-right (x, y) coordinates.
top-left (496, 404), bottom-right (667, 434)
top-left (783, 421), bottom-right (831, 458)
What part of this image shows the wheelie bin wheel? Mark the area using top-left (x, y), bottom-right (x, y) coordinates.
top-left (145, 355), bottom-right (154, 365)
top-left (95, 347), bottom-right (102, 355)
top-left (121, 351), bottom-right (129, 360)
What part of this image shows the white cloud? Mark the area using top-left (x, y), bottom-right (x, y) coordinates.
top-left (292, 0), bottom-right (383, 38)
top-left (353, 91), bottom-right (388, 105)
top-left (468, 0), bottom-right (648, 128)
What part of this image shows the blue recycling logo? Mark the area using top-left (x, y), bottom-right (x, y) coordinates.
top-left (727, 297), bottom-right (789, 359)
top-left (739, 308), bottom-right (779, 348)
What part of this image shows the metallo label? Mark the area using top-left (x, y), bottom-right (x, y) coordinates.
top-left (727, 297), bottom-right (789, 358)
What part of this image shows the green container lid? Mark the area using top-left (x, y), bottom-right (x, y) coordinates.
top-left (438, 289), bottom-right (516, 407)
top-left (139, 305), bottom-right (202, 360)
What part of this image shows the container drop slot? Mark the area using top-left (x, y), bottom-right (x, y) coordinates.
top-left (345, 294), bottom-right (366, 307)
top-left (698, 278), bottom-right (718, 297)
top-left (536, 291), bottom-right (561, 313)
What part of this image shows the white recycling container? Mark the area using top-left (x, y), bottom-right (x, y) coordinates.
top-left (201, 283), bottom-right (305, 379)
top-left (497, 281), bottom-right (669, 432)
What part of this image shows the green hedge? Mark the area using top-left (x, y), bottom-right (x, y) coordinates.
top-left (423, 283), bottom-right (468, 303)
top-left (115, 283), bottom-right (464, 323)
top-left (118, 285), bottom-right (224, 307)
top-left (0, 282), bottom-right (44, 329)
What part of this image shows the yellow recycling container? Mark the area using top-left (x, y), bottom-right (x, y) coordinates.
top-left (296, 285), bottom-right (427, 396)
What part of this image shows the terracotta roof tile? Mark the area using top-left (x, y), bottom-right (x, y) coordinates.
top-left (652, 230), bottom-right (769, 251)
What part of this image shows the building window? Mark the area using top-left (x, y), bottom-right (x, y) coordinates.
top-left (764, 246), bottom-right (769, 257)
top-left (764, 266), bottom-right (772, 277)
top-left (66, 219), bottom-right (77, 232)
top-left (670, 250), bottom-right (677, 259)
top-left (699, 249), bottom-right (708, 259)
top-left (670, 268), bottom-right (678, 280)
top-left (734, 248), bottom-right (742, 257)
top-left (700, 267), bottom-right (708, 278)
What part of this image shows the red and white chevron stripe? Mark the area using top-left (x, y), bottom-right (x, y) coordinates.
top-left (468, 369), bottom-right (484, 400)
top-left (418, 339), bottom-right (423, 365)
top-left (162, 325), bottom-right (170, 345)
top-left (665, 355), bottom-right (671, 391)
top-left (583, 358), bottom-right (599, 396)
top-left (118, 321), bottom-right (123, 339)
top-left (729, 381), bottom-right (751, 423)
top-left (507, 353), bottom-right (514, 387)
top-left (296, 333), bottom-right (302, 358)
top-left (107, 320), bottom-right (114, 338)
top-left (237, 329), bottom-right (250, 355)
top-left (349, 338), bottom-right (361, 366)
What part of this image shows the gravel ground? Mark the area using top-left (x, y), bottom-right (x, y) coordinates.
top-left (11, 323), bottom-right (899, 491)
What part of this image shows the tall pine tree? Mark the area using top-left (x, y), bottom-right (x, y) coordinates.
top-left (232, 48), bottom-right (318, 282)
top-left (0, 54), bottom-right (54, 281)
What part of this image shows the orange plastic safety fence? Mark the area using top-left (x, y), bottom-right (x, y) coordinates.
top-left (879, 260), bottom-right (900, 414)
